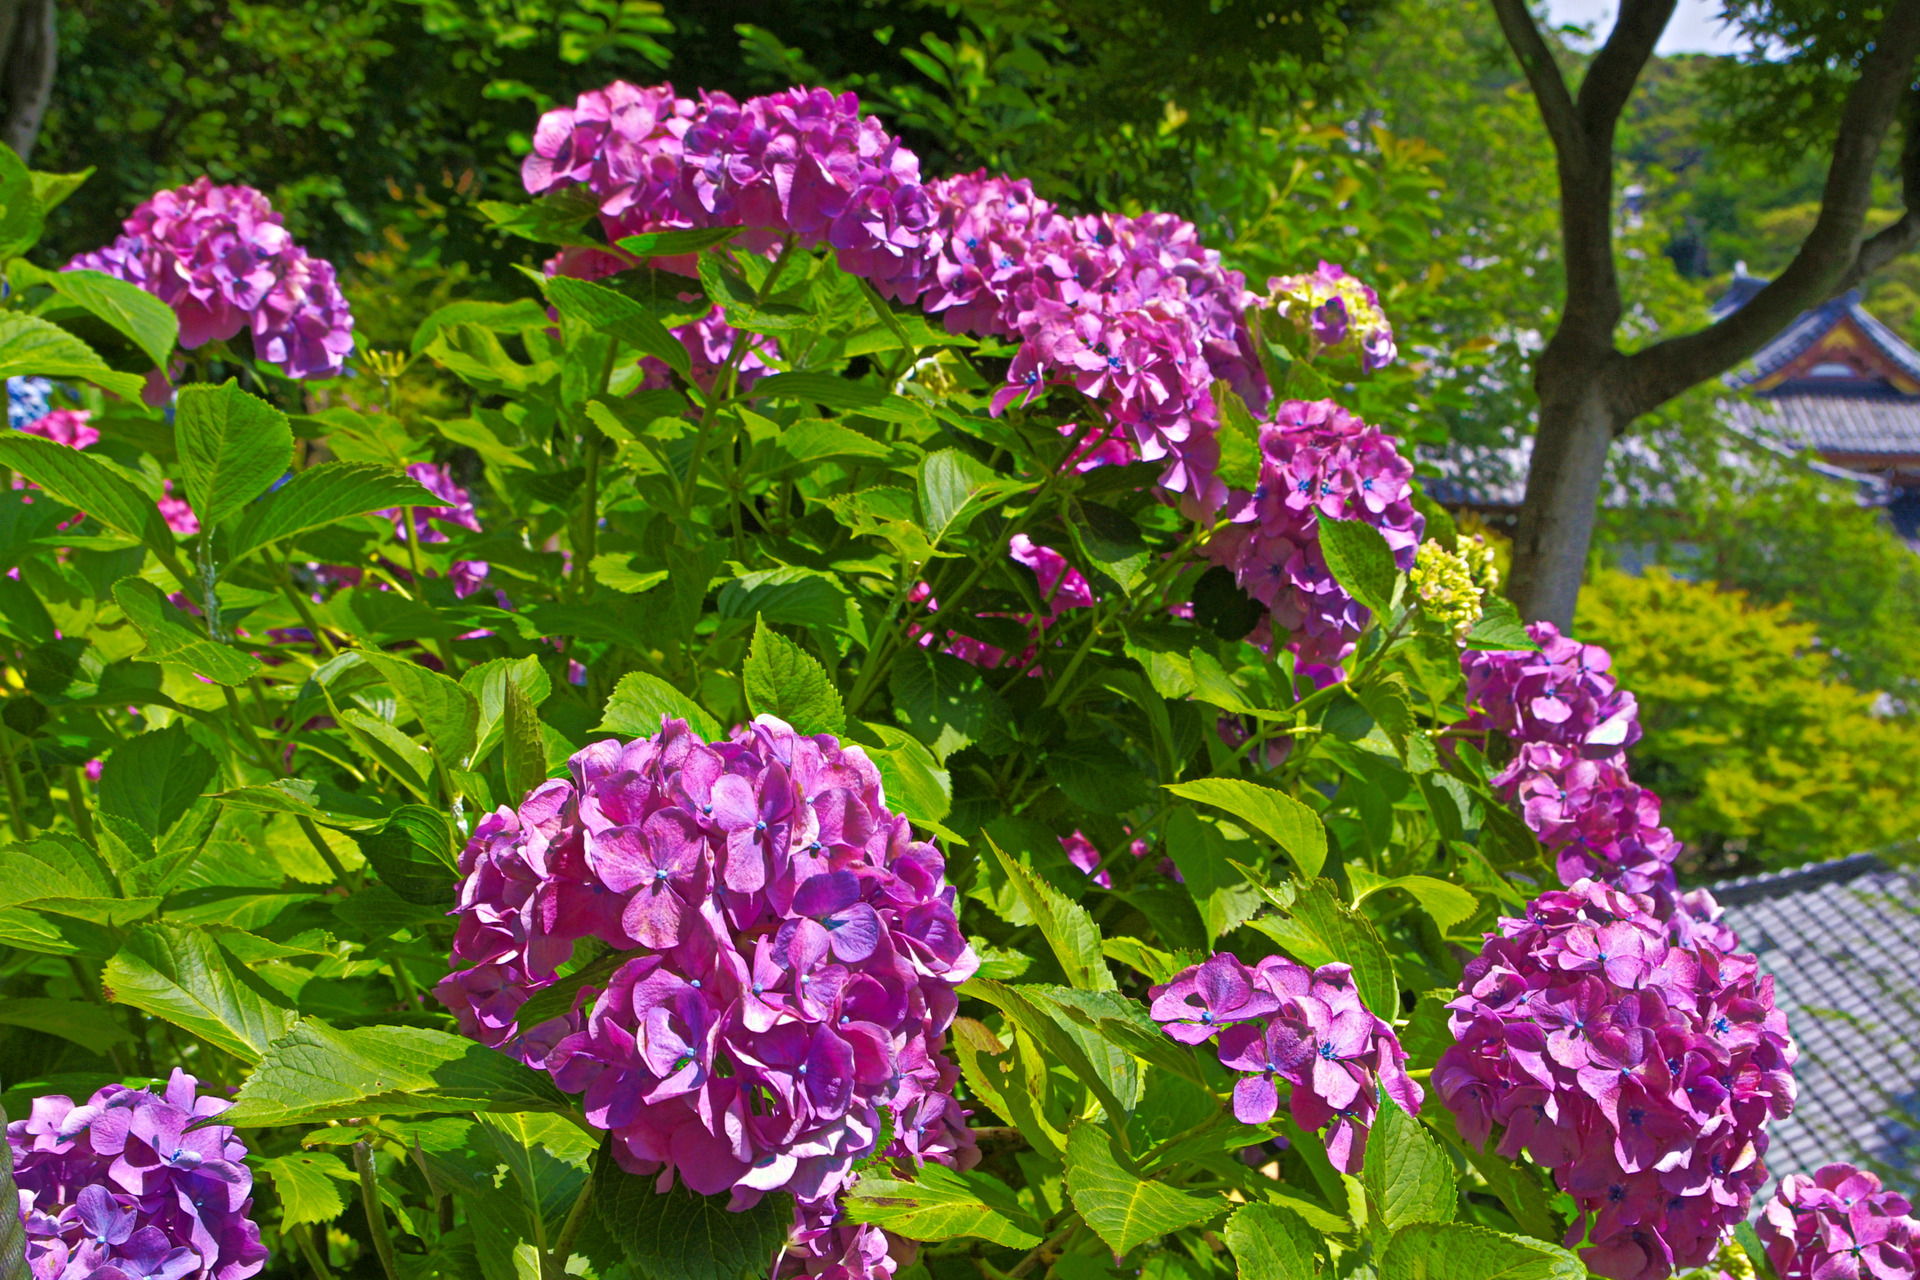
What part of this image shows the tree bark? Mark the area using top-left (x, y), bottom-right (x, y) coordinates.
top-left (0, 0), bottom-right (58, 163)
top-left (1507, 377), bottom-right (1621, 630)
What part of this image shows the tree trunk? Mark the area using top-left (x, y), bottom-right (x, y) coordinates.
top-left (0, 0), bottom-right (58, 163)
top-left (1507, 373), bottom-right (1620, 630)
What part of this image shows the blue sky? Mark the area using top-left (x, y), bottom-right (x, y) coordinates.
top-left (1541, 0), bottom-right (1750, 55)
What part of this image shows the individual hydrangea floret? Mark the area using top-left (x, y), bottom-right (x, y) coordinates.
top-left (10, 1069), bottom-right (269, 1280)
top-left (69, 177), bottom-right (354, 381)
top-left (1463, 620), bottom-right (1642, 757)
top-left (1434, 879), bottom-right (1796, 1280)
top-left (436, 714), bottom-right (979, 1265)
top-left (1265, 262), bottom-right (1396, 372)
top-left (1149, 952), bottom-right (1422, 1172)
top-left (1758, 1162), bottom-right (1918, 1280)
top-left (1203, 399), bottom-right (1423, 663)
top-left (1494, 742), bottom-right (1680, 911)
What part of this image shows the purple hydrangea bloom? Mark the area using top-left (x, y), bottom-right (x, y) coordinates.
top-left (9, 1070), bottom-right (268, 1280)
top-left (1434, 879), bottom-right (1796, 1280)
top-left (69, 178), bottom-right (353, 381)
top-left (1759, 1163), bottom-right (1919, 1280)
top-left (1202, 399), bottom-right (1423, 664)
top-left (1496, 743), bottom-right (1680, 912)
top-left (1463, 621), bottom-right (1642, 757)
top-left (436, 714), bottom-right (979, 1265)
top-left (1149, 952), bottom-right (1421, 1172)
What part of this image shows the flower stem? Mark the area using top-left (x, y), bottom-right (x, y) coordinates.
top-left (550, 1168), bottom-right (595, 1270)
top-left (296, 1222), bottom-right (335, 1280)
top-left (0, 717), bottom-right (32, 841)
top-left (352, 1140), bottom-right (402, 1280)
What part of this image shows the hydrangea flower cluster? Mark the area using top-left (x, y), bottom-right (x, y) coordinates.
top-left (1434, 878), bottom-right (1796, 1280)
top-left (9, 1070), bottom-right (268, 1280)
top-left (518, 81), bottom-right (1298, 514)
top-left (17, 407), bottom-right (97, 450)
top-left (1266, 262), bottom-right (1397, 372)
top-left (1203, 399), bottom-right (1423, 663)
top-left (69, 178), bottom-right (354, 381)
top-left (1148, 952), bottom-right (1422, 1172)
top-left (1411, 535), bottom-right (1498, 639)
top-left (1464, 621), bottom-right (1642, 756)
top-left (1758, 1163), bottom-right (1918, 1280)
top-left (8, 376), bottom-right (54, 428)
top-left (435, 715), bottom-right (979, 1264)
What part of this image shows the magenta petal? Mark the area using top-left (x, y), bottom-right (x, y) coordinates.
top-left (825, 902), bottom-right (881, 962)
top-left (708, 774), bottom-right (760, 829)
top-left (1233, 1074), bottom-right (1280, 1125)
top-left (795, 869), bottom-right (861, 917)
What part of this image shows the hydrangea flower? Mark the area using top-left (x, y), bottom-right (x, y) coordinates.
top-left (19, 408), bottom-right (100, 450)
top-left (1434, 879), bottom-right (1796, 1280)
top-left (1463, 621), bottom-right (1642, 757)
top-left (1203, 399), bottom-right (1423, 663)
top-left (1494, 742), bottom-right (1680, 911)
top-left (1758, 1163), bottom-right (1918, 1280)
top-left (436, 714), bottom-right (979, 1265)
top-left (1411, 535), bottom-right (1498, 639)
top-left (1265, 262), bottom-right (1396, 371)
top-left (9, 1070), bottom-right (268, 1280)
top-left (1149, 952), bottom-right (1421, 1172)
top-left (8, 376), bottom-right (54, 429)
top-left (69, 178), bottom-right (354, 381)
top-left (911, 535), bottom-right (1092, 670)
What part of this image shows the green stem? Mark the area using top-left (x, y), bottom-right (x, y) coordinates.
top-left (275, 549), bottom-right (340, 657)
top-left (296, 815), bottom-right (355, 892)
top-left (0, 719), bottom-right (32, 841)
top-left (296, 1222), bottom-right (335, 1280)
top-left (678, 237), bottom-right (797, 517)
top-left (550, 1168), bottom-right (595, 1270)
top-left (352, 1141), bottom-right (402, 1280)
top-left (62, 766), bottom-right (94, 842)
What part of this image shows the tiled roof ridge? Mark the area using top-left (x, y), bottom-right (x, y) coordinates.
top-left (1707, 849), bottom-right (1902, 906)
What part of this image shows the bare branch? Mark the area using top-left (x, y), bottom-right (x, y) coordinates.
top-left (1489, 0), bottom-right (1583, 164)
top-left (1619, 0), bottom-right (1920, 415)
top-left (1575, 0), bottom-right (1678, 146)
top-left (1836, 85), bottom-right (1920, 293)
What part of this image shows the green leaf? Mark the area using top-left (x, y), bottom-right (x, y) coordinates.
top-left (858, 723), bottom-right (953, 829)
top-left (502, 677), bottom-right (551, 801)
top-left (542, 274), bottom-right (690, 376)
top-left (32, 167), bottom-right (92, 215)
top-left (102, 923), bottom-right (299, 1064)
top-left (1463, 596), bottom-right (1540, 652)
top-left (742, 619), bottom-right (845, 736)
top-left (1317, 517), bottom-right (1399, 618)
top-left (113, 577), bottom-right (264, 685)
top-left (843, 1164), bottom-right (1044, 1248)
top-left (986, 835), bottom-right (1115, 991)
top-left (412, 298), bottom-right (553, 355)
top-left (0, 432), bottom-right (173, 556)
top-left (1045, 739), bottom-right (1156, 815)
top-left (228, 462), bottom-right (440, 563)
top-left (752, 372), bottom-right (920, 421)
top-left (1162, 808), bottom-right (1265, 946)
top-left (599, 670), bottom-right (722, 741)
top-left (615, 227), bottom-right (743, 257)
top-left (0, 312), bottom-right (145, 400)
top-left (1163, 778), bottom-right (1327, 878)
top-left (917, 448), bottom-right (1017, 547)
top-left (1249, 879), bottom-right (1398, 1022)
top-left (1225, 1203), bottom-right (1321, 1280)
top-left (1362, 1103), bottom-right (1456, 1233)
top-left (1064, 1119), bottom-right (1221, 1257)
top-left (1378, 1223), bottom-right (1583, 1280)
top-left (1737, 1223), bottom-right (1784, 1280)
top-left (213, 778), bottom-right (390, 830)
top-left (462, 655), bottom-right (554, 765)
top-left (477, 188), bottom-right (603, 248)
top-left (1212, 383), bottom-right (1264, 492)
top-left (960, 979), bottom-right (1131, 1123)
top-left (221, 1017), bottom-right (576, 1126)
top-left (717, 566), bottom-right (851, 631)
top-left (1351, 871), bottom-right (1477, 933)
top-left (173, 380), bottom-right (294, 527)
top-left (0, 1097), bottom-right (24, 1280)
top-left (258, 1152), bottom-right (356, 1229)
top-left (0, 997), bottom-right (133, 1048)
top-left (0, 143), bottom-right (45, 259)
top-left (95, 721), bottom-right (219, 855)
top-left (352, 806), bottom-right (457, 905)
top-left (358, 650), bottom-right (481, 770)
top-left (1067, 499), bottom-right (1149, 593)
top-left (1410, 485), bottom-right (1457, 553)
top-left (590, 1142), bottom-right (792, 1280)
top-left (774, 419), bottom-right (893, 468)
top-left (49, 269), bottom-right (179, 372)
top-left (889, 647), bottom-right (1009, 763)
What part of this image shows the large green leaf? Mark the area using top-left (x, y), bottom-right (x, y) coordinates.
top-left (0, 312), bottom-right (145, 400)
top-left (1162, 808), bottom-right (1266, 946)
top-left (961, 979), bottom-right (1134, 1123)
top-left (463, 655), bottom-right (556, 764)
top-left (173, 380), bottom-right (293, 527)
top-left (717, 566), bottom-right (851, 631)
top-left (589, 1142), bottom-right (791, 1280)
top-left (113, 577), bottom-right (263, 685)
top-left (1045, 738), bottom-right (1156, 815)
top-left (1362, 1102), bottom-right (1456, 1234)
top-left (752, 372), bottom-right (919, 420)
top-left (1317, 517), bottom-right (1399, 619)
top-left (257, 1152), bottom-right (357, 1229)
top-left (1379, 1223), bottom-right (1584, 1280)
top-left (102, 923), bottom-right (299, 1064)
top-left (220, 1017), bottom-right (576, 1126)
top-left (542, 273), bottom-right (690, 376)
top-left (1463, 596), bottom-right (1540, 652)
top-left (857, 722), bottom-right (953, 830)
top-left (359, 650), bottom-right (481, 770)
top-left (1248, 879), bottom-right (1399, 1022)
top-left (916, 448), bottom-right (1020, 547)
top-left (49, 268), bottom-right (179, 371)
top-left (742, 619), bottom-right (845, 736)
top-left (1066, 498), bottom-right (1149, 594)
top-left (987, 835), bottom-right (1114, 991)
top-left (95, 721), bottom-right (219, 853)
top-left (0, 432), bottom-right (173, 556)
top-left (351, 806), bottom-right (458, 905)
top-left (0, 997), bottom-right (133, 1049)
top-left (843, 1164), bottom-right (1044, 1247)
top-left (599, 669), bottom-right (722, 742)
top-left (1163, 778), bottom-right (1326, 878)
top-left (889, 647), bottom-right (1009, 763)
top-left (614, 227), bottom-right (743, 257)
top-left (213, 777), bottom-right (391, 830)
top-left (0, 142), bottom-right (44, 260)
top-left (1225, 1203), bottom-right (1321, 1280)
top-left (501, 678), bottom-right (551, 802)
top-left (228, 462), bottom-right (440, 563)
top-left (1063, 1120), bottom-right (1221, 1257)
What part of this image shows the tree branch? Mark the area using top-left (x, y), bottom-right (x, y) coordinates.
top-left (0, 0), bottom-right (56, 162)
top-left (1490, 0), bottom-right (1583, 164)
top-left (1836, 84), bottom-right (1920, 293)
top-left (1618, 0), bottom-right (1920, 415)
top-left (1574, 0), bottom-right (1678, 146)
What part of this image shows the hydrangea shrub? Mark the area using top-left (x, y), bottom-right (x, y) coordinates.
top-left (0, 82), bottom-right (1806, 1280)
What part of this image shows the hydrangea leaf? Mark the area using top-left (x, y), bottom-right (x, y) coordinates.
top-left (1247, 879), bottom-right (1399, 1022)
top-left (1463, 596), bottom-right (1540, 652)
top-left (541, 273), bottom-right (691, 377)
top-left (0, 142), bottom-right (45, 260)
top-left (986, 835), bottom-right (1116, 991)
top-left (0, 1097), bottom-right (29, 1280)
top-left (48, 268), bottom-right (179, 372)
top-left (588, 1142), bottom-right (792, 1280)
top-left (1066, 498), bottom-right (1150, 594)
top-left (463, 655), bottom-right (555, 766)
top-left (213, 777), bottom-right (391, 830)
top-left (358, 650), bottom-right (481, 771)
top-left (1378, 1223), bottom-right (1583, 1280)
top-left (112, 577), bottom-right (264, 686)
top-left (1063, 1119), bottom-right (1222, 1257)
top-left (743, 618), bottom-right (846, 736)
top-left (717, 566), bottom-right (852, 632)
top-left (220, 1017), bottom-right (575, 1126)
top-left (1163, 777), bottom-right (1327, 878)
top-left (351, 806), bottom-right (458, 906)
top-left (843, 1164), bottom-right (1044, 1247)
top-left (257, 1152), bottom-right (355, 1229)
top-left (962, 978), bottom-right (1130, 1122)
top-left (857, 722), bottom-right (954, 831)
top-left (1044, 738), bottom-right (1156, 815)
top-left (1162, 807), bottom-right (1266, 946)
top-left (615, 226), bottom-right (743, 257)
top-left (1225, 1202), bottom-right (1321, 1280)
top-left (501, 676), bottom-right (552, 802)
top-left (916, 447), bottom-right (1021, 546)
top-left (1361, 1102), bottom-right (1456, 1235)
top-left (0, 429), bottom-right (174, 557)
top-left (598, 669), bottom-right (722, 742)
top-left (102, 922), bottom-right (300, 1065)
top-left (173, 380), bottom-right (294, 528)
top-left (0, 996), bottom-right (134, 1049)
top-left (1317, 516), bottom-right (1399, 619)
top-left (227, 461), bottom-right (440, 564)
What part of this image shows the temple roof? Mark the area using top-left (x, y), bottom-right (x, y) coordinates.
top-left (1716, 268), bottom-right (1920, 394)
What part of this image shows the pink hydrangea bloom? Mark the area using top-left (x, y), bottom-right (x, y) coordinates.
top-left (1434, 879), bottom-right (1796, 1280)
top-left (1203, 399), bottom-right (1422, 663)
top-left (17, 408), bottom-right (98, 450)
top-left (1759, 1163), bottom-right (1918, 1280)
top-left (1463, 621), bottom-right (1642, 757)
top-left (1150, 952), bottom-right (1421, 1172)
top-left (436, 714), bottom-right (978, 1261)
top-left (157, 480), bottom-right (198, 536)
top-left (69, 177), bottom-right (353, 380)
top-left (1495, 742), bottom-right (1680, 911)
top-left (9, 1069), bottom-right (268, 1280)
